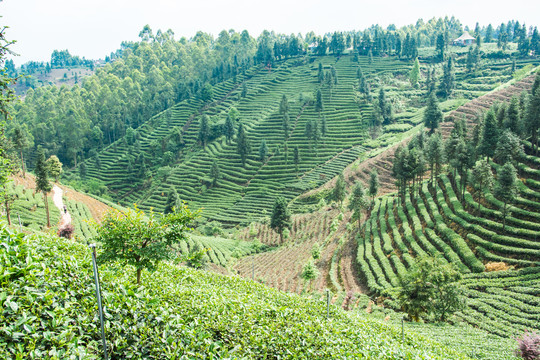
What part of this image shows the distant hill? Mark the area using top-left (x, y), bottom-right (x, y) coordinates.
top-left (71, 52), bottom-right (539, 225)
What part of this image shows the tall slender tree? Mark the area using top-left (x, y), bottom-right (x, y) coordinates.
top-left (368, 170), bottom-right (379, 204)
top-left (333, 173), bottom-right (346, 208)
top-left (440, 57), bottom-right (455, 98)
top-left (270, 196), bottom-right (291, 244)
top-left (349, 181), bottom-right (368, 226)
top-left (236, 122), bottom-right (251, 167)
top-left (424, 94), bottom-right (443, 134)
top-left (259, 139), bottom-right (269, 162)
top-left (11, 125), bottom-right (32, 176)
top-left (35, 148), bottom-right (52, 228)
top-left (198, 115), bottom-right (210, 148)
top-left (494, 163), bottom-right (518, 230)
top-left (210, 160), bottom-right (220, 187)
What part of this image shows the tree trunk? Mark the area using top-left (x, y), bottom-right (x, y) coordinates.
top-left (43, 192), bottom-right (50, 228)
top-left (279, 230), bottom-right (283, 244)
top-left (136, 268), bottom-right (142, 284)
top-left (5, 200), bottom-right (11, 225)
top-left (502, 202), bottom-right (507, 230)
top-left (20, 150), bottom-right (25, 176)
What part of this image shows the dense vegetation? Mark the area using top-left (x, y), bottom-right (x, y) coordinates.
top-left (358, 73), bottom-right (540, 340)
top-left (0, 224), bottom-right (474, 359)
top-left (2, 17), bottom-right (540, 359)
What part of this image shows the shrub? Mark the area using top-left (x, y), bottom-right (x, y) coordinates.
top-left (301, 259), bottom-right (319, 281)
top-left (57, 224), bottom-right (75, 239)
top-left (515, 331), bottom-right (540, 360)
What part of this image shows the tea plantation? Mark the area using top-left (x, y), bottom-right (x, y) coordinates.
top-left (0, 224), bottom-right (473, 359)
top-left (72, 54), bottom-right (538, 225)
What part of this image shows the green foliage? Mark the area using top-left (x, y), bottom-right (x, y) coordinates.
top-left (236, 122), bottom-right (251, 167)
top-left (95, 205), bottom-right (196, 283)
top-left (46, 155), bottom-right (62, 182)
top-left (333, 173), bottom-right (347, 208)
top-left (270, 196), bottom-right (291, 243)
top-left (494, 162), bottom-right (518, 229)
top-left (348, 181), bottom-right (368, 225)
top-left (210, 159), bottom-right (220, 187)
top-left (311, 243), bottom-right (321, 259)
top-left (395, 256), bottom-right (464, 322)
top-left (258, 139), bottom-right (269, 162)
top-left (424, 93), bottom-right (443, 134)
top-left (301, 259), bottom-right (319, 281)
top-left (409, 58), bottom-right (420, 87)
top-left (0, 224), bottom-right (472, 359)
top-left (164, 188), bottom-right (181, 214)
top-left (185, 241), bottom-right (209, 269)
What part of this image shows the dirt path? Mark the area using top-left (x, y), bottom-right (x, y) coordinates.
top-left (52, 185), bottom-right (71, 229)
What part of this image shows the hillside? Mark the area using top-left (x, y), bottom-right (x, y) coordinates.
top-left (356, 76), bottom-right (540, 343)
top-left (223, 70), bottom-right (538, 294)
top-left (69, 54), bottom-right (538, 226)
top-left (0, 224), bottom-right (473, 359)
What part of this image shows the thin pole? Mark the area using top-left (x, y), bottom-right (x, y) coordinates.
top-left (326, 289), bottom-right (330, 319)
top-left (401, 317), bottom-right (404, 343)
top-left (90, 244), bottom-right (108, 360)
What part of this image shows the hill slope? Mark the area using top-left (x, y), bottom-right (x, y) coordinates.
top-left (1, 224), bottom-right (472, 359)
top-left (72, 55), bottom-right (538, 225)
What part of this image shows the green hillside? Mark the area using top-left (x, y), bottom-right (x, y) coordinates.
top-left (357, 88), bottom-right (540, 342)
top-left (68, 54), bottom-right (537, 225)
top-left (1, 224), bottom-right (473, 359)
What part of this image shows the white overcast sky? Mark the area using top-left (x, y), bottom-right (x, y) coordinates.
top-left (2, 0), bottom-right (540, 66)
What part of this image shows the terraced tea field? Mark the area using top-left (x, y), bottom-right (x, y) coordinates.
top-left (74, 54), bottom-right (536, 225)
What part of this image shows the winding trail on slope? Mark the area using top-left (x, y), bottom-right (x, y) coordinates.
top-left (52, 185), bottom-right (71, 229)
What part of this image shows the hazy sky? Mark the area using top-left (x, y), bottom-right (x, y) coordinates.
top-left (2, 0), bottom-right (540, 65)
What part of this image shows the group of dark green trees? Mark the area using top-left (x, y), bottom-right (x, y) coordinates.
top-left (394, 74), bottom-right (539, 229)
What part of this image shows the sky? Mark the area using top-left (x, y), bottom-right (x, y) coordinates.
top-left (2, 0), bottom-right (540, 66)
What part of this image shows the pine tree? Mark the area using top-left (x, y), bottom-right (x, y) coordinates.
top-left (494, 163), bottom-right (518, 230)
top-left (293, 146), bottom-right (300, 175)
top-left (378, 88), bottom-right (393, 125)
top-left (333, 173), bottom-right (346, 208)
top-left (164, 188), bottom-right (181, 214)
top-left (12, 126), bottom-right (32, 176)
top-left (224, 115), bottom-right (235, 144)
top-left (426, 132), bottom-right (445, 184)
top-left (471, 159), bottom-right (493, 211)
top-left (423, 93), bottom-right (443, 134)
top-left (35, 148), bottom-right (52, 228)
top-left (210, 160), bottom-right (220, 187)
top-left (270, 196), bottom-right (291, 243)
top-left (436, 34), bottom-right (445, 61)
top-left (368, 170), bottom-right (379, 204)
top-left (349, 181), bottom-right (368, 226)
top-left (318, 63), bottom-right (324, 83)
top-left (282, 112), bottom-right (290, 139)
top-left (494, 129), bottom-right (525, 165)
top-left (279, 94), bottom-right (289, 115)
top-left (525, 86), bottom-right (540, 155)
top-left (236, 122), bottom-right (251, 167)
top-left (505, 96), bottom-right (521, 135)
top-left (198, 115), bottom-right (210, 148)
top-left (304, 119), bottom-right (313, 140)
top-left (479, 110), bottom-right (499, 160)
top-left (320, 115), bottom-right (328, 137)
top-left (315, 89), bottom-right (323, 113)
top-left (259, 139), bottom-right (269, 162)
top-left (409, 58), bottom-right (420, 88)
top-left (440, 57), bottom-right (455, 98)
